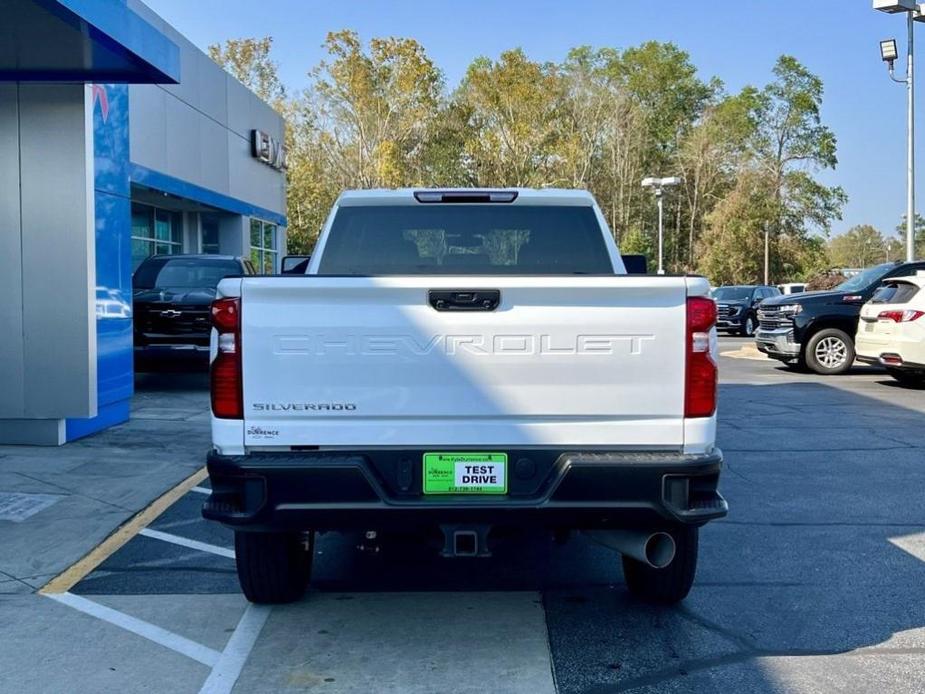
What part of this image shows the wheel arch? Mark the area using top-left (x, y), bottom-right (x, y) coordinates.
top-left (799, 317), bottom-right (857, 352)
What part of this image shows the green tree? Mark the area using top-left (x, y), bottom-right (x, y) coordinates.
top-left (676, 88), bottom-right (759, 268)
top-left (828, 224), bottom-right (886, 268)
top-left (893, 214), bottom-right (925, 260)
top-left (208, 37), bottom-right (285, 108)
top-left (555, 47), bottom-right (648, 242)
top-left (208, 35), bottom-right (849, 271)
top-left (698, 170), bottom-right (775, 284)
top-left (618, 228), bottom-right (655, 271)
top-left (308, 30), bottom-right (443, 189)
top-left (699, 56), bottom-right (846, 283)
top-left (615, 42), bottom-right (716, 264)
top-left (455, 49), bottom-right (565, 187)
top-left (752, 56), bottom-right (846, 240)
top-left (614, 42), bottom-right (715, 158)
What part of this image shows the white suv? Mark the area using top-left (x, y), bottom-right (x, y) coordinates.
top-left (856, 274), bottom-right (925, 387)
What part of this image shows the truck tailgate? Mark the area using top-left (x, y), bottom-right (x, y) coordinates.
top-left (238, 276), bottom-right (689, 448)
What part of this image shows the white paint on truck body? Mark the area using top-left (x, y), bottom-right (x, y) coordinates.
top-left (211, 189), bottom-right (716, 456)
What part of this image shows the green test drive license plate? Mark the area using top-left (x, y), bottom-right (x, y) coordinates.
top-left (422, 452), bottom-right (508, 495)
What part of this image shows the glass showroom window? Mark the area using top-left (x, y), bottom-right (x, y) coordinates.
top-left (201, 213), bottom-right (221, 254)
top-left (132, 203), bottom-right (183, 269)
top-left (250, 219), bottom-right (278, 274)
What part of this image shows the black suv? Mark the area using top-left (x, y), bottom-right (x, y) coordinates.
top-left (711, 285), bottom-right (781, 336)
top-left (756, 261), bottom-right (925, 375)
top-left (133, 255), bottom-right (254, 370)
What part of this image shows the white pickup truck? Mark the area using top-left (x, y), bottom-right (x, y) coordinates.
top-left (203, 189), bottom-right (726, 605)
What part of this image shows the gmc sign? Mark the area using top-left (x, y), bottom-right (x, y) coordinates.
top-left (251, 129), bottom-right (287, 171)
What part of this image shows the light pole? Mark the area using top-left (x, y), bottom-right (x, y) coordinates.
top-left (875, 0), bottom-right (925, 262)
top-left (642, 176), bottom-right (682, 275)
top-left (763, 224), bottom-right (770, 286)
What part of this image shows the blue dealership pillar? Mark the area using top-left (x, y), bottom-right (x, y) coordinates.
top-left (0, 0), bottom-right (179, 444)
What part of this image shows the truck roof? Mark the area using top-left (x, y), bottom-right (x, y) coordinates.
top-left (336, 188), bottom-right (596, 207)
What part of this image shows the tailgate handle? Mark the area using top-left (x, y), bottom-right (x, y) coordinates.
top-left (429, 289), bottom-right (500, 312)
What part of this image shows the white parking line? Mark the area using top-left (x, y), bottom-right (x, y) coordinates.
top-left (46, 592), bottom-right (221, 666)
top-left (889, 531), bottom-right (925, 563)
top-left (140, 528), bottom-right (235, 559)
top-left (190, 486), bottom-right (212, 496)
top-left (199, 604), bottom-right (272, 694)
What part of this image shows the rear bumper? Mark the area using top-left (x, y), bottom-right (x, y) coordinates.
top-left (856, 331), bottom-right (925, 370)
top-left (203, 448), bottom-right (727, 532)
top-left (134, 342), bottom-right (210, 370)
top-left (856, 353), bottom-right (925, 370)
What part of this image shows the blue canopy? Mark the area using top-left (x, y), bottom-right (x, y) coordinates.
top-left (0, 0), bottom-right (179, 83)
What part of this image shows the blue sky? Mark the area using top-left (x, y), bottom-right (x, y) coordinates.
top-left (146, 0), bottom-right (920, 240)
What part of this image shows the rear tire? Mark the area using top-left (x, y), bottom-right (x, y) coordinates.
top-left (622, 526), bottom-right (698, 604)
top-left (887, 368), bottom-right (925, 388)
top-left (235, 531), bottom-right (313, 604)
top-left (804, 328), bottom-right (854, 375)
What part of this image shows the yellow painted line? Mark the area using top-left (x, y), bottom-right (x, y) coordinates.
top-left (40, 466), bottom-right (209, 595)
top-left (720, 343), bottom-right (767, 361)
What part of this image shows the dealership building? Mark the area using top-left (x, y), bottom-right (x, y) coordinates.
top-left (1, 0), bottom-right (288, 444)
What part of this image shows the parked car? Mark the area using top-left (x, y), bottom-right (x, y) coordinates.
top-left (711, 285), bottom-right (781, 336)
top-left (856, 274), bottom-right (925, 387)
top-left (756, 260), bottom-right (925, 375)
top-left (202, 188), bottom-right (727, 606)
top-left (777, 283), bottom-right (806, 295)
top-left (133, 255), bottom-right (254, 370)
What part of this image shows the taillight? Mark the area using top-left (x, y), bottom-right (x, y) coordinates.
top-left (211, 297), bottom-right (242, 419)
top-left (685, 296), bottom-right (717, 418)
top-left (877, 309), bottom-right (924, 323)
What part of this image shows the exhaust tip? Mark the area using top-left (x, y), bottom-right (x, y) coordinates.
top-left (645, 532), bottom-right (676, 569)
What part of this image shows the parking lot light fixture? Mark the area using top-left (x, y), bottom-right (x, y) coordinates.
top-left (875, 0), bottom-right (918, 262)
top-left (641, 176), bottom-right (683, 275)
top-left (881, 38), bottom-right (899, 64)
top-left (874, 0), bottom-right (917, 12)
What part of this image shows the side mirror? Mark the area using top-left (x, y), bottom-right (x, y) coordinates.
top-left (621, 254), bottom-right (648, 275)
top-left (281, 255), bottom-right (311, 274)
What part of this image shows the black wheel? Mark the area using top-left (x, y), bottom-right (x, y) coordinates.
top-left (804, 328), bottom-right (854, 375)
top-left (622, 526), bottom-right (698, 604)
top-left (739, 314), bottom-right (757, 337)
top-left (887, 368), bottom-right (925, 388)
top-left (235, 531), bottom-right (313, 604)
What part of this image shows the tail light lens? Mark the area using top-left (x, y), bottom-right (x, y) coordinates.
top-left (686, 296), bottom-right (718, 418)
top-left (877, 309), bottom-right (924, 323)
top-left (211, 297), bottom-right (242, 419)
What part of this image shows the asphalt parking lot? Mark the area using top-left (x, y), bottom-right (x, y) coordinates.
top-left (3, 336), bottom-right (925, 693)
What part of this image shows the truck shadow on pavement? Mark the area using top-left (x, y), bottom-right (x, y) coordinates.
top-left (70, 379), bottom-right (925, 693)
top-left (314, 380), bottom-right (925, 692)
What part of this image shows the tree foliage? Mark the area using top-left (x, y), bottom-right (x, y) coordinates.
top-left (208, 37), bottom-right (285, 108)
top-left (893, 214), bottom-right (925, 260)
top-left (210, 35), bottom-right (851, 282)
top-left (828, 225), bottom-right (886, 268)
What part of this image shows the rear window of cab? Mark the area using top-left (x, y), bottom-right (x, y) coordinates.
top-left (316, 205), bottom-right (614, 275)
